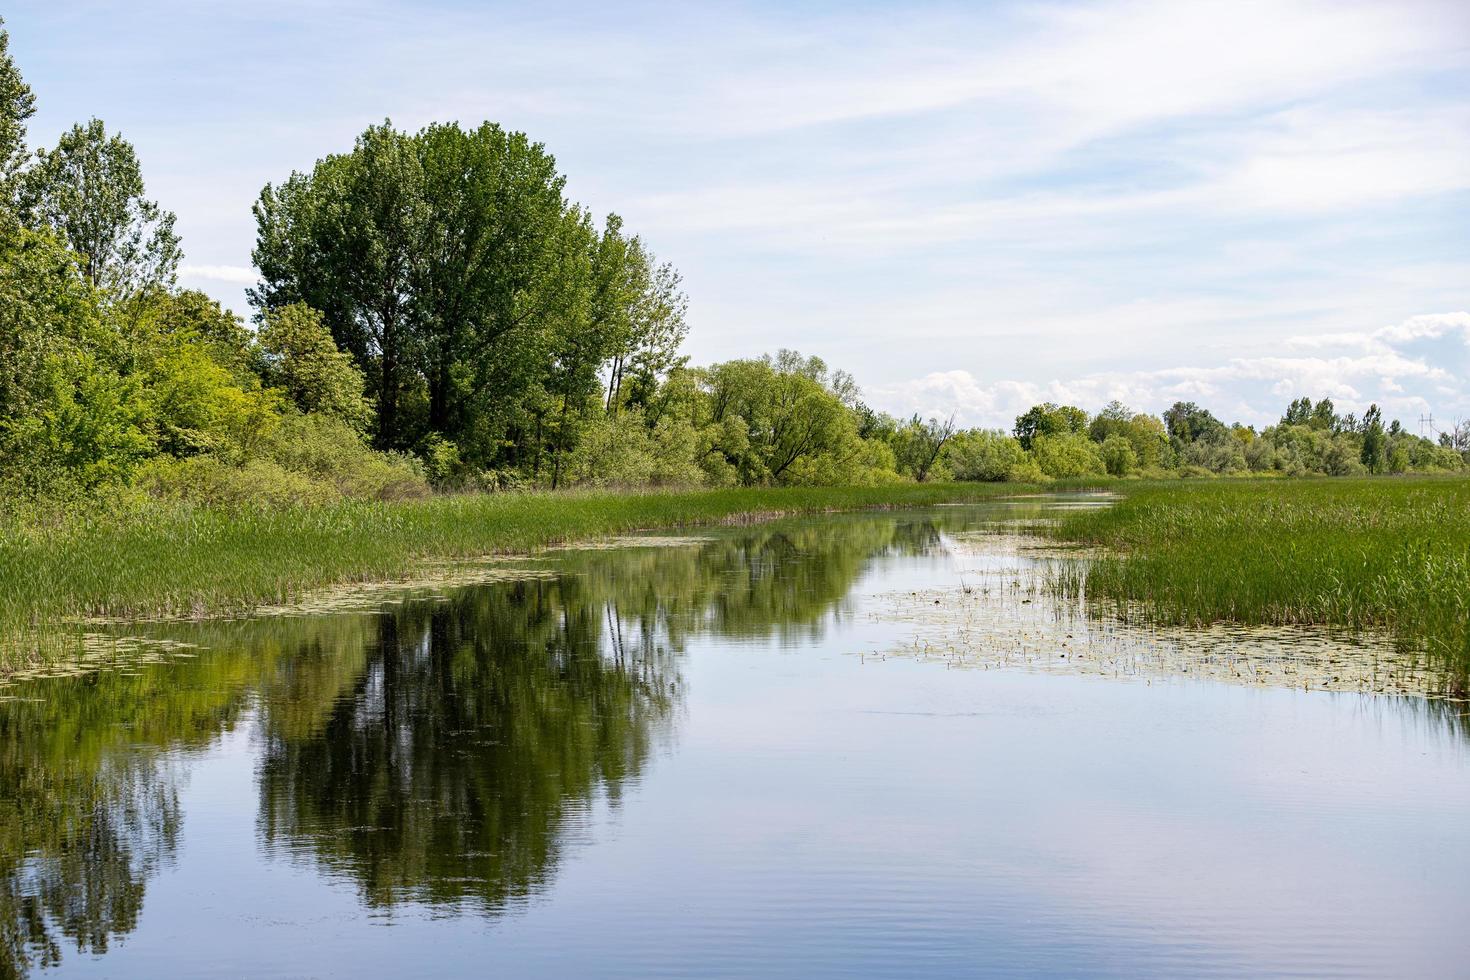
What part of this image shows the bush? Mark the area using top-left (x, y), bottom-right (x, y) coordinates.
top-left (138, 414), bottom-right (429, 505)
top-left (1032, 433), bottom-right (1106, 478)
top-left (256, 304), bottom-right (373, 431)
top-left (564, 414), bottom-right (707, 489)
top-left (945, 429), bottom-right (1027, 482)
top-left (264, 413), bottom-right (429, 500)
top-left (1178, 434), bottom-right (1246, 474)
top-left (1006, 455), bottom-right (1048, 482)
top-left (137, 456), bottom-right (338, 508)
top-left (1098, 434), bottom-right (1138, 477)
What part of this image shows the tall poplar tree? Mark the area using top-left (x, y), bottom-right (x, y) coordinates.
top-left (20, 119), bottom-right (180, 296)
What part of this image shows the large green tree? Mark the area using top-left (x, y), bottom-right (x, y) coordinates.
top-left (19, 119), bottom-right (180, 296)
top-left (1013, 402), bottom-right (1087, 451)
top-left (0, 17), bottom-right (35, 202)
top-left (252, 123), bottom-right (423, 446)
top-left (252, 121), bottom-right (580, 460)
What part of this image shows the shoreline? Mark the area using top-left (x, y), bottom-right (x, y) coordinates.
top-left (0, 482), bottom-right (1042, 673)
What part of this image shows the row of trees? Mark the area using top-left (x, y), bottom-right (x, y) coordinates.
top-left (918, 396), bottom-right (1466, 482)
top-left (0, 15), bottom-right (1462, 504)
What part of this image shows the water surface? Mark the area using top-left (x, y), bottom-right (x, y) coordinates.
top-left (3, 499), bottom-right (1467, 978)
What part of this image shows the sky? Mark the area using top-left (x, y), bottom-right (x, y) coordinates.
top-left (6, 0), bottom-right (1468, 433)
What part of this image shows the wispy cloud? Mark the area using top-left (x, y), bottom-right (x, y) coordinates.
top-left (179, 264), bottom-right (256, 285)
top-left (8, 0), bottom-right (1465, 421)
top-left (873, 313), bottom-right (1470, 430)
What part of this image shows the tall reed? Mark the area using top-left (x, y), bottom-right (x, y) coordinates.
top-left (1051, 476), bottom-right (1470, 689)
top-left (0, 482), bottom-right (1026, 670)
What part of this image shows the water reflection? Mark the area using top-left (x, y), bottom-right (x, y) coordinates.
top-left (256, 586), bottom-right (679, 912)
top-left (0, 510), bottom-right (952, 975)
top-left (0, 616), bottom-right (375, 977)
top-left (3, 502), bottom-right (1462, 977)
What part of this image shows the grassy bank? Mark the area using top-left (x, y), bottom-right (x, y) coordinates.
top-left (0, 482), bottom-right (1031, 670)
top-left (1051, 477), bottom-right (1470, 686)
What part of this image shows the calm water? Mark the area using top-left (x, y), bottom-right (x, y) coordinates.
top-left (3, 499), bottom-right (1468, 978)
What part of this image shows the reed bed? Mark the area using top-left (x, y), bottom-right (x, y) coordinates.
top-left (1050, 477), bottom-right (1470, 689)
top-left (0, 482), bottom-right (1026, 670)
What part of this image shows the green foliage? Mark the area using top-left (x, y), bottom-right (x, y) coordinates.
top-left (562, 413), bottom-right (706, 489)
top-left (1032, 432), bottom-right (1106, 478)
top-left (257, 303), bottom-right (372, 430)
top-left (137, 456), bottom-right (341, 508)
top-left (262, 413), bottom-right (429, 501)
top-left (1014, 402), bottom-right (1087, 451)
top-left (3, 345), bottom-right (151, 492)
top-left (254, 121), bottom-right (571, 458)
top-left (0, 16), bottom-right (35, 198)
top-left (943, 429), bottom-right (1029, 482)
top-left (0, 224), bottom-right (133, 493)
top-left (1162, 401), bottom-right (1225, 445)
top-left (890, 414), bottom-right (957, 482)
top-left (1360, 404), bottom-right (1386, 474)
top-left (1053, 478), bottom-right (1470, 689)
top-left (1098, 434), bottom-right (1138, 476)
top-left (19, 119), bottom-right (179, 296)
top-left (123, 292), bottom-right (281, 461)
top-left (1088, 402), bottom-right (1170, 469)
top-left (138, 415), bottom-right (428, 507)
top-left (1176, 432), bottom-right (1246, 474)
top-left (698, 351), bottom-right (871, 485)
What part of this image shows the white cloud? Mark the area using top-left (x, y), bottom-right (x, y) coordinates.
top-left (18, 0), bottom-right (1465, 401)
top-left (873, 312), bottom-right (1470, 429)
top-left (1286, 312), bottom-right (1470, 353)
top-left (179, 264), bottom-right (257, 285)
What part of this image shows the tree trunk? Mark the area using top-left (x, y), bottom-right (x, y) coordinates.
top-left (550, 392), bottom-right (570, 490)
top-left (428, 346), bottom-right (450, 434)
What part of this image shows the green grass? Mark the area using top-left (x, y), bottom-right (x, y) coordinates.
top-left (1051, 476), bottom-right (1470, 689)
top-left (0, 482), bottom-right (1030, 671)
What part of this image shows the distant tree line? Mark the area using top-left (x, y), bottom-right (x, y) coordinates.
top-left (0, 17), bottom-right (1462, 506)
top-left (917, 396), bottom-right (1467, 483)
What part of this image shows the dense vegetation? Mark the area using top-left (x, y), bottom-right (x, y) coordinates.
top-left (0, 16), bottom-right (1466, 675)
top-left (0, 481), bottom-right (1028, 667)
top-left (0, 18), bottom-right (1463, 513)
top-left (1052, 477), bottom-right (1470, 690)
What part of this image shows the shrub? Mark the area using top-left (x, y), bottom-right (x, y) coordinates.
top-left (136, 456), bottom-right (337, 508)
top-left (945, 429), bottom-right (1027, 482)
top-left (256, 304), bottom-right (373, 431)
top-left (564, 414), bottom-right (707, 489)
top-left (1032, 433), bottom-right (1106, 478)
top-left (264, 413), bottom-right (428, 500)
top-left (1098, 434), bottom-right (1138, 477)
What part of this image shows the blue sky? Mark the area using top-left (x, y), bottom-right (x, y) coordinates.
top-left (7, 0), bottom-right (1468, 432)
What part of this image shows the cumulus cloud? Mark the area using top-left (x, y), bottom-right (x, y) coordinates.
top-left (28, 0), bottom-right (1465, 400)
top-left (872, 313), bottom-right (1470, 430)
top-left (1285, 313), bottom-right (1470, 353)
top-left (179, 264), bottom-right (257, 285)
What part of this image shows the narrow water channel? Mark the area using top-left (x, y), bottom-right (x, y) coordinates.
top-left (3, 498), bottom-right (1466, 977)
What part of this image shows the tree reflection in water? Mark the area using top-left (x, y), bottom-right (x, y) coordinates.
top-left (0, 511), bottom-right (950, 972)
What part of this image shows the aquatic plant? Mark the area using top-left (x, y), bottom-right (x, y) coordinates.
top-left (1050, 477), bottom-right (1470, 691)
top-left (0, 482), bottom-right (1026, 671)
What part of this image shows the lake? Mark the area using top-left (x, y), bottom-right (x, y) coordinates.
top-left (3, 497), bottom-right (1467, 978)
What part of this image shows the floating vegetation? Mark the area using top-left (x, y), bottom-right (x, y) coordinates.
top-left (253, 561), bottom-right (560, 617)
top-left (868, 530), bottom-right (1457, 701)
top-left (0, 633), bottom-right (202, 692)
top-left (546, 534), bottom-right (717, 551)
top-left (1047, 478), bottom-right (1470, 689)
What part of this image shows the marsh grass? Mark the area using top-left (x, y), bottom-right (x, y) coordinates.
top-left (0, 482), bottom-right (1028, 671)
top-left (1049, 477), bottom-right (1470, 692)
